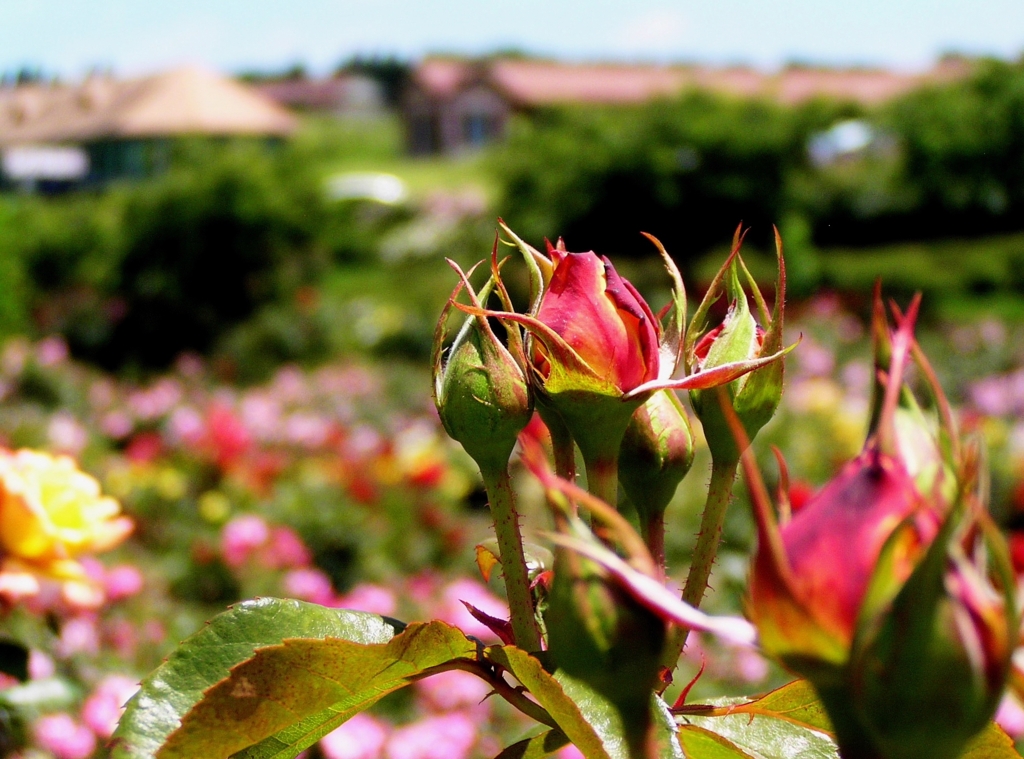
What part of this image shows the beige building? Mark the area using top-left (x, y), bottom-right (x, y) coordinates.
top-left (0, 67), bottom-right (297, 186)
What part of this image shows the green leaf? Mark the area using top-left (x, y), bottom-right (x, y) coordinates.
top-left (682, 708), bottom-right (839, 759)
top-left (678, 680), bottom-right (838, 759)
top-left (677, 725), bottom-right (755, 759)
top-left (679, 684), bottom-right (1016, 759)
top-left (160, 619), bottom-right (475, 759)
top-left (958, 722), bottom-right (1020, 758)
top-left (486, 646), bottom-right (683, 759)
top-left (487, 645), bottom-right (614, 759)
top-left (494, 729), bottom-right (571, 759)
top-left (111, 598), bottom-right (475, 759)
top-left (228, 703), bottom-right (375, 759)
top-left (725, 680), bottom-right (833, 734)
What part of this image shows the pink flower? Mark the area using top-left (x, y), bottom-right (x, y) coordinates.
top-left (100, 410), bottom-right (134, 439)
top-left (732, 647), bottom-right (770, 684)
top-left (127, 378), bottom-right (183, 420)
top-left (407, 572), bottom-right (440, 605)
top-left (263, 527), bottom-right (311, 569)
top-left (285, 412), bottom-right (332, 448)
top-left (320, 713), bottom-right (388, 759)
top-left (82, 675), bottom-right (139, 738)
top-left (35, 336), bottom-right (69, 367)
top-left (436, 579), bottom-right (507, 641)
top-left (557, 745), bottom-right (585, 759)
top-left (107, 618), bottom-right (139, 658)
top-left (220, 515), bottom-right (270, 567)
top-left (144, 620), bottom-right (166, 645)
top-left (239, 394), bottom-right (282, 442)
top-left (385, 713), bottom-right (477, 759)
top-left (167, 406), bottom-right (205, 446)
top-left (283, 568), bottom-right (335, 605)
top-left (125, 432), bottom-right (163, 463)
top-left (206, 404), bottom-right (251, 468)
top-left (28, 650), bottom-right (54, 680)
top-left (48, 412), bottom-right (88, 455)
top-left (416, 670), bottom-right (490, 713)
top-left (58, 616), bottom-right (101, 657)
top-left (338, 583), bottom-right (397, 617)
top-left (104, 564), bottom-right (144, 601)
top-left (34, 714), bottom-right (96, 759)
top-left (996, 695), bottom-right (1024, 738)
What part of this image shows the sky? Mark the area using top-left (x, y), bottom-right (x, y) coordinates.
top-left (2, 0), bottom-right (1024, 80)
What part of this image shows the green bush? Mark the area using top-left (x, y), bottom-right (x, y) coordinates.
top-left (92, 141), bottom-right (329, 369)
top-left (493, 93), bottom-right (850, 263)
top-left (0, 135), bottom-right (408, 373)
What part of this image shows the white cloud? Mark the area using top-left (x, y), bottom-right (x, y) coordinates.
top-left (613, 8), bottom-right (689, 57)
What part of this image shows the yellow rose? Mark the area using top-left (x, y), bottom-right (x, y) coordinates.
top-left (0, 450), bottom-right (132, 601)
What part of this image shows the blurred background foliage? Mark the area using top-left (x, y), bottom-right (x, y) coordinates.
top-left (5, 57), bottom-right (1024, 377)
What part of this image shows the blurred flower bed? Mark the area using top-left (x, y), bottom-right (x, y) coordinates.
top-left (1, 291), bottom-right (1024, 757)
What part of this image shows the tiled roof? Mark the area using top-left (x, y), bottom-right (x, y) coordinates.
top-left (490, 60), bottom-right (691, 105)
top-left (409, 57), bottom-right (974, 108)
top-left (0, 67), bottom-right (297, 147)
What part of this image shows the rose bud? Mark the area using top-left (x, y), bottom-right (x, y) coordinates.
top-left (525, 245), bottom-right (663, 474)
top-left (432, 260), bottom-right (532, 473)
top-left (847, 524), bottom-right (1015, 759)
top-left (687, 227), bottom-right (787, 468)
top-left (618, 389), bottom-right (694, 567)
top-left (735, 295), bottom-right (1016, 759)
top-left (547, 541), bottom-right (668, 758)
top-left (465, 224), bottom-right (790, 505)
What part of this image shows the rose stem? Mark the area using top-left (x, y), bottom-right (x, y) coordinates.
top-left (668, 457), bottom-right (739, 661)
top-left (480, 465), bottom-right (543, 652)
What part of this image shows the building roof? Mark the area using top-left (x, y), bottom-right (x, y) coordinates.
top-left (409, 57), bottom-right (974, 108)
top-left (490, 60), bottom-right (691, 106)
top-left (411, 59), bottom-right (480, 99)
top-left (0, 67), bottom-right (298, 147)
top-left (768, 59), bottom-right (972, 105)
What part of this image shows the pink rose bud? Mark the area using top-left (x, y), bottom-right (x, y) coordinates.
top-left (740, 294), bottom-right (1016, 759)
top-left (531, 248), bottom-right (660, 395)
top-left (482, 223), bottom-right (787, 473)
top-left (688, 227), bottom-right (787, 466)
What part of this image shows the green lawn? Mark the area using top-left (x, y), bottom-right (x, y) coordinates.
top-left (295, 115), bottom-right (499, 204)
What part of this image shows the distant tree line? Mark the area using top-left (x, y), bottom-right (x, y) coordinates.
top-left (493, 57), bottom-right (1024, 265)
top-left (236, 55), bottom-right (411, 107)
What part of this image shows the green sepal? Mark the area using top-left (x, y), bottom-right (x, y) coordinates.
top-left (540, 389), bottom-right (643, 472)
top-left (619, 389), bottom-right (695, 520)
top-left (641, 232), bottom-right (686, 376)
top-left (544, 542), bottom-right (668, 758)
top-left (688, 232), bottom-right (787, 466)
top-left (499, 219), bottom-right (552, 315)
top-left (846, 505), bottom-right (1017, 759)
top-left (434, 262), bottom-right (534, 472)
